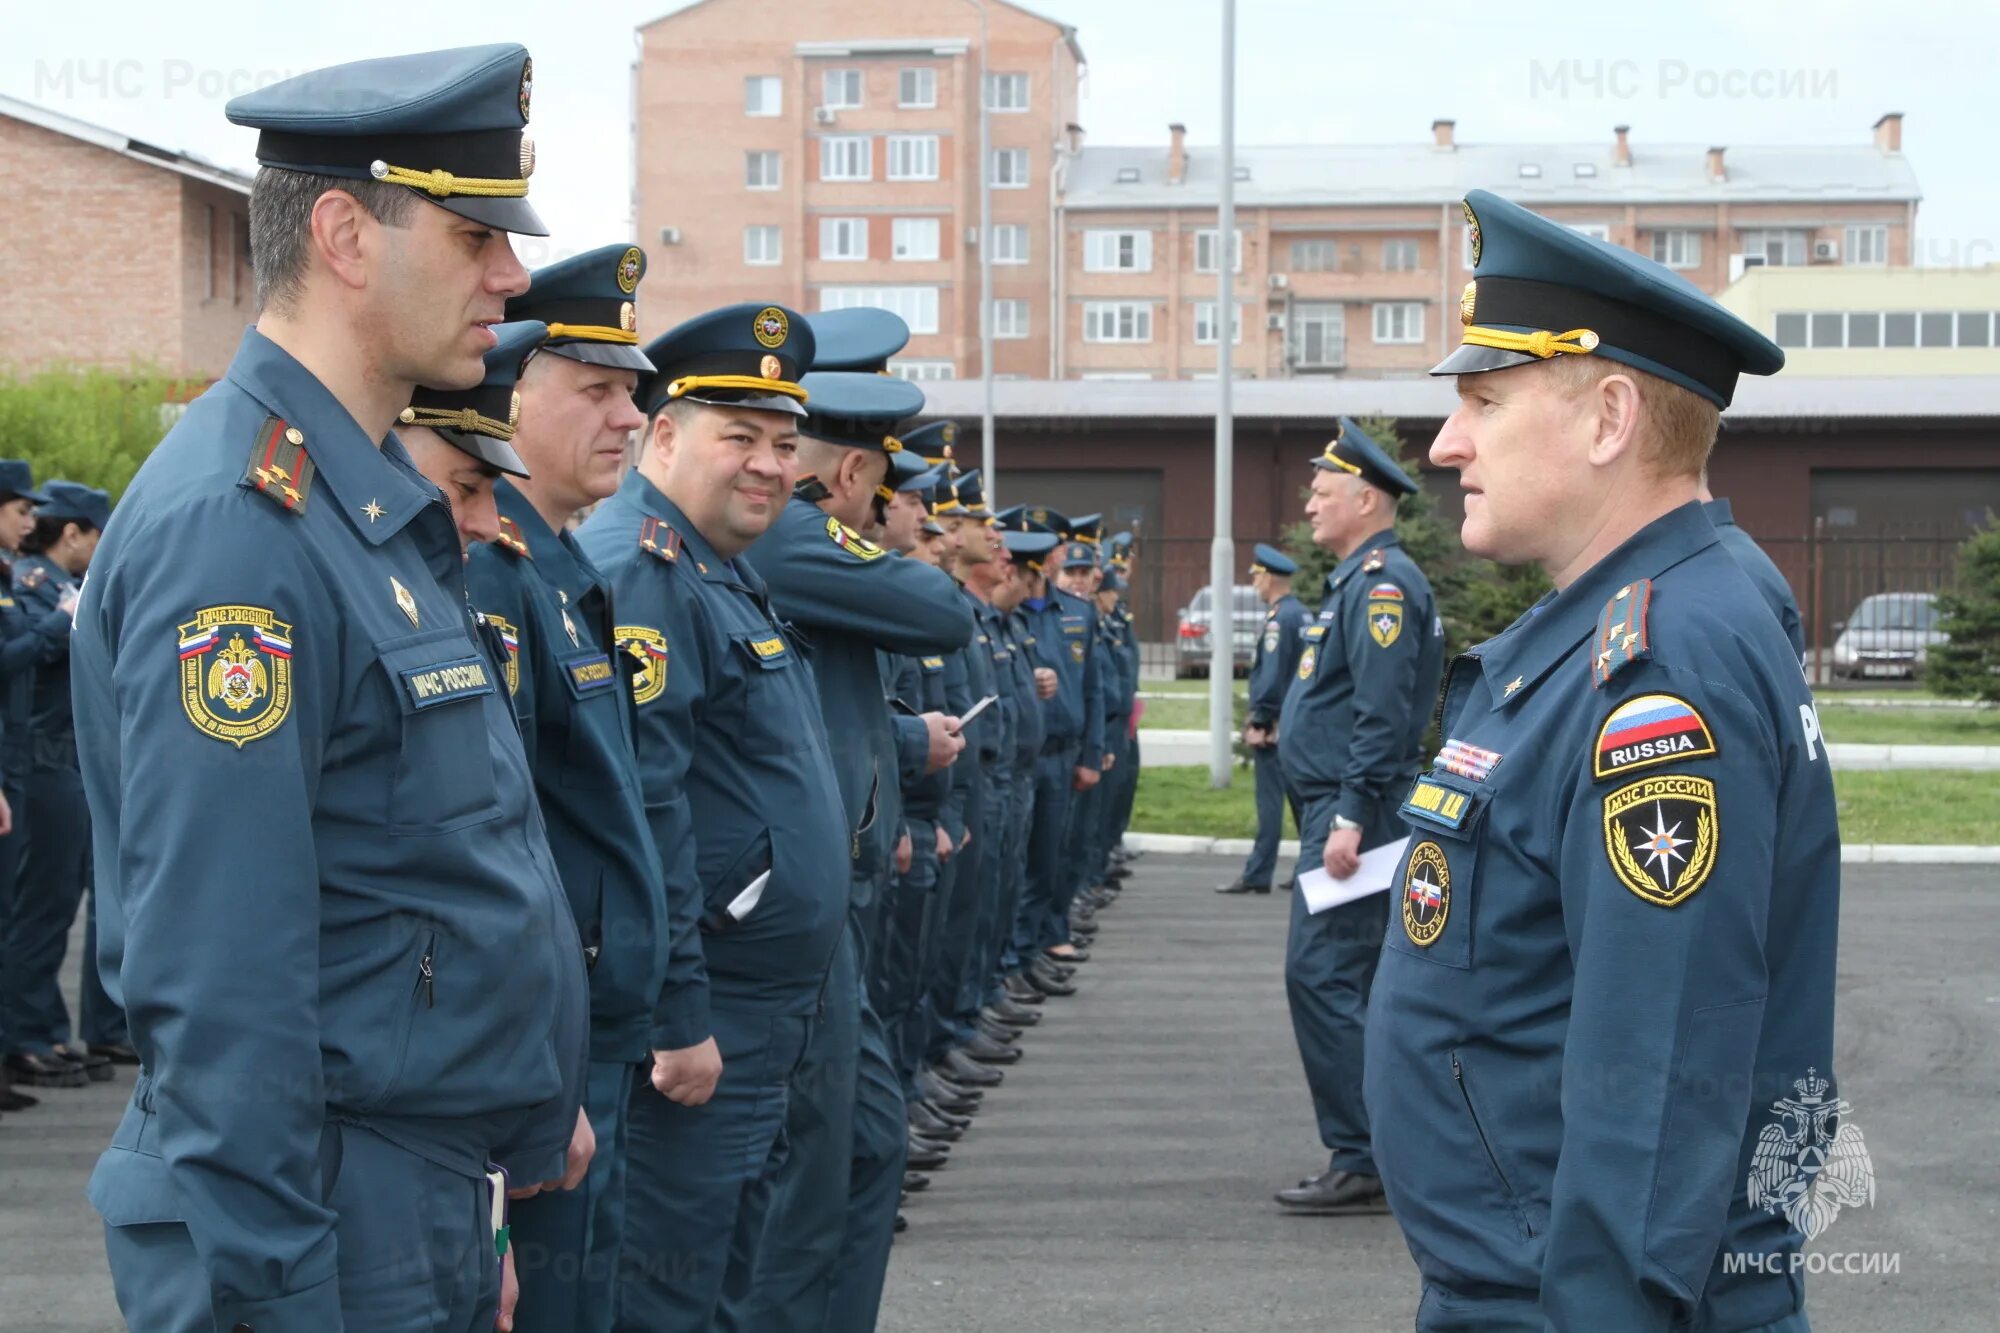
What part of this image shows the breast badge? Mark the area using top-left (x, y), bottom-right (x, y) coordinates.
top-left (179, 605), bottom-right (294, 747)
top-left (1401, 841), bottom-right (1451, 947)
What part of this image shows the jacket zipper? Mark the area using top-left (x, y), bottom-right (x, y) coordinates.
top-left (419, 937), bottom-right (436, 1009)
top-left (1452, 1051), bottom-right (1533, 1237)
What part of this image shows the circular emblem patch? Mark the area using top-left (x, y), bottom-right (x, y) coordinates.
top-left (753, 306), bottom-right (789, 349)
top-left (508, 391), bottom-right (522, 431)
top-left (616, 625), bottom-right (670, 705)
top-left (1401, 840), bottom-right (1451, 947)
top-left (760, 354), bottom-right (782, 380)
top-left (1070, 639), bottom-right (1086, 665)
top-left (617, 247), bottom-right (643, 294)
top-left (1297, 644), bottom-right (1317, 681)
top-left (518, 134), bottom-right (536, 179)
top-left (1461, 198), bottom-right (1481, 267)
top-left (518, 57), bottom-right (533, 122)
top-left (620, 301), bottom-right (637, 333)
top-left (178, 605), bottom-right (295, 748)
top-left (1460, 280), bottom-right (1477, 326)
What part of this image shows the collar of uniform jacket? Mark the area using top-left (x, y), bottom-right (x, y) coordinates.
top-left (495, 478), bottom-right (601, 596)
top-left (1472, 499), bottom-right (1722, 712)
top-left (616, 466), bottom-right (762, 593)
top-left (1326, 526), bottom-right (1400, 591)
top-left (224, 328), bottom-right (440, 546)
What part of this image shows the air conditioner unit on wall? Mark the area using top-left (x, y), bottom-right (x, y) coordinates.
top-left (1268, 273), bottom-right (1289, 290)
top-left (814, 106), bottom-right (837, 125)
top-left (1727, 252), bottom-right (1766, 283)
top-left (659, 226), bottom-right (682, 245)
top-left (1812, 240), bottom-right (1840, 263)
top-left (1266, 312), bottom-right (1287, 331)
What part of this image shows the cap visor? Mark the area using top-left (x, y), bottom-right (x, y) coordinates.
top-left (430, 193), bottom-right (549, 238)
top-left (682, 390), bottom-right (809, 418)
top-left (1427, 343), bottom-right (1539, 378)
top-left (436, 427), bottom-right (531, 479)
top-left (6, 487), bottom-right (49, 505)
top-left (549, 342), bottom-right (656, 373)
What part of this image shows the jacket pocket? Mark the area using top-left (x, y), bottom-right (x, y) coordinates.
top-left (701, 828), bottom-right (774, 933)
top-left (374, 629), bottom-right (502, 834)
top-left (1452, 1049), bottom-right (1535, 1241)
top-left (358, 928), bottom-right (438, 1113)
top-left (1384, 775), bottom-right (1487, 969)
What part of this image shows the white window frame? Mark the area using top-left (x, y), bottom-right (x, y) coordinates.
top-left (898, 67), bottom-right (936, 109)
top-left (889, 359), bottom-right (955, 381)
top-left (1651, 230), bottom-right (1701, 269)
top-left (1082, 301), bottom-right (1153, 343)
top-left (1566, 223), bottom-right (1612, 242)
top-left (886, 134), bottom-right (938, 182)
top-left (1382, 238), bottom-right (1419, 272)
top-left (1194, 228), bottom-right (1243, 274)
top-left (991, 147), bottom-right (1029, 188)
top-left (985, 72), bottom-right (1030, 112)
top-left (819, 286), bottom-right (940, 336)
top-left (993, 299), bottom-right (1030, 340)
top-left (820, 217), bottom-right (869, 262)
top-left (991, 224), bottom-right (1030, 265)
top-left (1083, 230), bottom-right (1153, 273)
top-left (891, 217), bottom-right (940, 262)
top-left (1193, 301), bottom-right (1243, 345)
top-left (1372, 301), bottom-right (1425, 345)
top-left (1740, 228), bottom-right (1809, 267)
top-left (1844, 225), bottom-right (1888, 266)
top-left (745, 150), bottom-right (781, 190)
top-left (820, 136), bottom-right (872, 182)
top-left (822, 68), bottom-right (863, 110)
top-left (1461, 226), bottom-right (1476, 269)
top-left (743, 225), bottom-right (782, 266)
top-left (1289, 239), bottom-right (1336, 272)
top-left (744, 76), bottom-right (781, 117)
top-left (1290, 302), bottom-right (1346, 367)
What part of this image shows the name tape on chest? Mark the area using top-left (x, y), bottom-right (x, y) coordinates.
top-left (1401, 777), bottom-right (1474, 830)
top-left (1593, 692), bottom-right (1717, 779)
top-left (564, 651), bottom-right (618, 698)
top-left (399, 656), bottom-right (495, 710)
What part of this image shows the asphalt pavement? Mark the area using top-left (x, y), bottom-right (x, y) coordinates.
top-left (3, 859), bottom-right (1995, 1331)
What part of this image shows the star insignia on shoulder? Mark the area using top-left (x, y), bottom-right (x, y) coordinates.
top-left (361, 500), bottom-right (386, 523)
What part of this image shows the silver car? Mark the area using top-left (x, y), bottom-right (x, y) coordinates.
top-left (1829, 592), bottom-right (1947, 680)
top-left (1175, 584), bottom-right (1264, 679)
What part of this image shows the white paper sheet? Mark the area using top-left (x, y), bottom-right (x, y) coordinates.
top-left (1296, 836), bottom-right (1411, 915)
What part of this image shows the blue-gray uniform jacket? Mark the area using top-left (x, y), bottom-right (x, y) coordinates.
top-left (1365, 502), bottom-right (1840, 1333)
top-left (889, 649), bottom-right (952, 821)
top-left (1093, 605), bottom-right (1131, 744)
top-left (1025, 588), bottom-right (1104, 762)
top-left (69, 330), bottom-right (588, 1330)
top-left (1247, 591), bottom-right (1310, 730)
top-left (1001, 610), bottom-right (1047, 766)
top-left (1278, 531), bottom-right (1445, 831)
top-left (1, 557), bottom-right (74, 780)
top-left (464, 483), bottom-right (676, 1061)
top-left (942, 586), bottom-right (1005, 819)
top-left (1705, 499), bottom-right (1805, 664)
top-left (575, 474), bottom-right (850, 1028)
top-left (973, 594), bottom-right (1017, 769)
top-left (750, 496), bottom-right (974, 898)
top-left (12, 553), bottom-right (80, 770)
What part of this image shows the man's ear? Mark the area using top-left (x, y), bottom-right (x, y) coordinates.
top-left (646, 409), bottom-right (677, 468)
top-left (1590, 372), bottom-right (1644, 468)
top-left (309, 189), bottom-right (375, 292)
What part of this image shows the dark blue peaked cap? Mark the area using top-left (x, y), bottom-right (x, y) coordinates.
top-left (891, 454), bottom-right (945, 493)
top-left (38, 481), bottom-right (112, 530)
top-left (508, 244), bottom-right (654, 372)
top-left (900, 419), bottom-right (959, 464)
top-left (992, 504), bottom-right (1054, 535)
top-left (807, 308), bottom-right (911, 373)
top-left (1435, 188), bottom-right (1784, 407)
top-left (636, 302), bottom-right (813, 418)
top-left (401, 320), bottom-right (547, 477)
top-left (1249, 543), bottom-right (1297, 576)
top-left (227, 44), bottom-right (546, 236)
top-left (798, 372), bottom-right (925, 454)
top-left (0, 460), bottom-right (47, 505)
top-left (1311, 417), bottom-right (1417, 496)
top-left (1004, 529), bottom-right (1061, 567)
top-left (1059, 540), bottom-right (1098, 570)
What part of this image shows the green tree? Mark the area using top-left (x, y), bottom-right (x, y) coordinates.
top-left (0, 362), bottom-right (186, 498)
top-left (1928, 514), bottom-right (2000, 703)
top-left (1281, 414), bottom-right (1548, 657)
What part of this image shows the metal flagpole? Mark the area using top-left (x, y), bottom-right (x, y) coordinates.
top-left (1207, 0), bottom-right (1236, 787)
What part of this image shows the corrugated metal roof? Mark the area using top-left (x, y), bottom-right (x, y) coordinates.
top-left (0, 94), bottom-right (252, 195)
top-left (1063, 140), bottom-right (1920, 211)
top-left (911, 375), bottom-right (2000, 423)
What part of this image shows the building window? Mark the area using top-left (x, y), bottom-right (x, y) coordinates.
top-left (890, 359), bottom-right (955, 381)
top-left (892, 217), bottom-right (940, 261)
top-left (744, 225), bottom-right (782, 266)
top-left (1289, 239), bottom-right (1336, 272)
top-left (898, 67), bottom-right (936, 108)
top-left (1461, 226), bottom-right (1476, 269)
top-left (1959, 312), bottom-right (1993, 347)
top-left (1883, 312), bottom-right (1917, 347)
top-left (745, 151), bottom-right (781, 190)
top-left (1651, 230), bottom-right (1701, 269)
top-left (1566, 224), bottom-right (1612, 242)
top-left (1810, 312), bottom-right (1845, 347)
top-left (1194, 229), bottom-right (1242, 274)
top-left (820, 286), bottom-right (940, 335)
top-left (1740, 229), bottom-right (1808, 267)
top-left (986, 72), bottom-right (1030, 111)
top-left (991, 148), bottom-right (1029, 188)
top-left (745, 76), bottom-right (782, 116)
top-left (820, 136), bottom-right (872, 182)
top-left (822, 68), bottom-right (863, 110)
top-left (1083, 302), bottom-right (1153, 343)
top-left (1773, 309), bottom-right (2000, 349)
top-left (1847, 312), bottom-right (1881, 347)
top-left (1382, 238), bottom-right (1418, 272)
top-left (1920, 311), bottom-right (1955, 346)
top-left (993, 299), bottom-right (1030, 339)
top-left (1193, 302), bottom-right (1243, 345)
top-left (1773, 314), bottom-right (1807, 348)
top-left (1845, 225), bottom-right (1888, 266)
top-left (991, 224), bottom-right (1030, 264)
top-left (1290, 302), bottom-right (1345, 367)
top-left (1079, 372), bottom-right (1155, 381)
top-left (203, 204), bottom-right (217, 300)
top-left (1372, 302), bottom-right (1424, 344)
top-left (886, 134), bottom-right (938, 181)
top-left (820, 217), bottom-right (869, 261)
top-left (1083, 230), bottom-right (1152, 272)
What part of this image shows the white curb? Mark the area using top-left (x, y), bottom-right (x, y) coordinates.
top-left (1122, 832), bottom-right (2000, 865)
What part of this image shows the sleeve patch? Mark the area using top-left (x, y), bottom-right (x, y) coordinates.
top-left (178, 605), bottom-right (294, 747)
top-left (615, 625), bottom-right (670, 704)
top-left (484, 612), bottom-right (522, 695)
top-left (825, 516), bottom-right (884, 561)
top-left (1602, 773), bottom-right (1718, 907)
top-left (1367, 594), bottom-right (1404, 648)
top-left (1593, 692), bottom-right (1717, 780)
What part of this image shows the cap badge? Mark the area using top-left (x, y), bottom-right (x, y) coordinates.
top-left (1460, 281), bottom-right (1477, 326)
top-left (754, 307), bottom-right (789, 348)
top-left (518, 57), bottom-right (533, 122)
top-left (617, 247), bottom-right (643, 294)
top-left (518, 135), bottom-right (536, 179)
top-left (942, 423), bottom-right (957, 444)
top-left (760, 354), bottom-right (782, 380)
top-left (508, 391), bottom-right (522, 431)
top-left (620, 301), bottom-right (637, 333)
top-left (1461, 199), bottom-right (1481, 267)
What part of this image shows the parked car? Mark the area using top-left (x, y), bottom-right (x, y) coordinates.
top-left (1829, 591), bottom-right (1947, 680)
top-left (1175, 583), bottom-right (1264, 678)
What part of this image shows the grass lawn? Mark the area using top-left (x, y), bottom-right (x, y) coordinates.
top-left (1139, 678), bottom-right (1220, 696)
top-left (1817, 705), bottom-right (2000, 747)
top-left (1131, 765), bottom-right (1999, 846)
top-left (1138, 697), bottom-right (1214, 729)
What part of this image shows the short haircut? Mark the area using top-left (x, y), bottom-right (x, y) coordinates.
top-left (1546, 354), bottom-right (1720, 479)
top-left (250, 168), bottom-right (417, 313)
top-left (20, 513), bottom-right (93, 556)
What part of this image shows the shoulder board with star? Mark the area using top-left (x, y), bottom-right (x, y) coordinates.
top-left (1361, 549), bottom-right (1385, 573)
top-left (16, 565), bottom-right (45, 591)
top-left (494, 515), bottom-right (532, 559)
top-left (242, 416), bottom-right (316, 515)
top-left (638, 516), bottom-right (682, 564)
top-left (1591, 578), bottom-right (1654, 688)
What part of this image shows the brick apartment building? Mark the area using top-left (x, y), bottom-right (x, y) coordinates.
top-left (0, 94), bottom-right (253, 381)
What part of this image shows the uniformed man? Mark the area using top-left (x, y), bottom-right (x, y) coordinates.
top-left (1101, 531), bottom-right (1144, 874)
top-left (394, 319), bottom-right (544, 550)
top-left (1052, 537), bottom-right (1118, 952)
top-left (1365, 189), bottom-right (1835, 1332)
top-left (1274, 419), bottom-right (1445, 1216)
top-left (0, 458), bottom-right (48, 1117)
top-left (1086, 563), bottom-right (1141, 902)
top-left (471, 248), bottom-right (684, 1333)
top-left (987, 525), bottom-right (1058, 1007)
top-left (1220, 543), bottom-right (1310, 896)
top-left (1700, 482), bottom-right (1806, 666)
top-left (71, 46), bottom-right (591, 1332)
top-left (574, 302), bottom-right (848, 1332)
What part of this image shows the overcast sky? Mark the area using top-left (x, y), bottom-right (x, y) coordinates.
top-left (6, 0), bottom-right (1992, 268)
